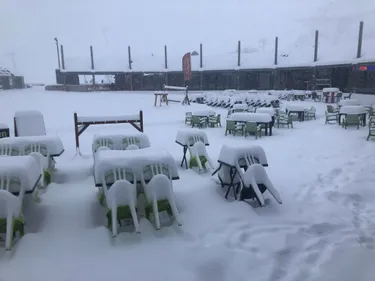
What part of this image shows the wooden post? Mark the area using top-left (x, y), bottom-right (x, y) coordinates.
top-left (60, 45), bottom-right (65, 69)
top-left (73, 112), bottom-right (80, 153)
top-left (13, 118), bottom-right (18, 137)
top-left (314, 31), bottom-right (319, 62)
top-left (357, 21), bottom-right (364, 59)
top-left (164, 45), bottom-right (168, 69)
top-left (274, 37), bottom-right (278, 65)
top-left (139, 110), bottom-right (144, 132)
top-left (237, 40), bottom-right (241, 67)
top-left (90, 45), bottom-right (95, 84)
top-left (200, 43), bottom-right (203, 68)
top-left (154, 94), bottom-right (157, 106)
top-left (128, 46), bottom-right (132, 69)
top-left (200, 72), bottom-right (203, 91)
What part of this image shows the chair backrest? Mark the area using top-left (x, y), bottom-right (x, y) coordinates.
top-left (216, 114), bottom-right (221, 122)
top-left (0, 175), bottom-right (22, 193)
top-left (24, 143), bottom-right (49, 157)
top-left (226, 120), bottom-right (236, 129)
top-left (121, 137), bottom-right (140, 150)
top-left (327, 105), bottom-right (334, 113)
top-left (346, 114), bottom-right (359, 123)
top-left (93, 138), bottom-right (114, 152)
top-left (14, 110), bottom-right (46, 137)
top-left (0, 144), bottom-right (20, 156)
top-left (209, 116), bottom-right (217, 123)
top-left (192, 116), bottom-right (201, 123)
top-left (104, 167), bottom-right (136, 186)
top-left (187, 135), bottom-right (205, 146)
top-left (245, 122), bottom-right (258, 131)
top-left (185, 112), bottom-right (192, 117)
top-left (142, 163), bottom-right (171, 181)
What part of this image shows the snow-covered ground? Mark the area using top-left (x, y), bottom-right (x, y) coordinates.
top-left (1, 87), bottom-right (375, 281)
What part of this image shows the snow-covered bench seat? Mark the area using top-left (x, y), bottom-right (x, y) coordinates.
top-left (94, 147), bottom-right (179, 187)
top-left (0, 135), bottom-right (64, 157)
top-left (0, 156), bottom-right (42, 196)
top-left (228, 113), bottom-right (273, 136)
top-left (212, 144), bottom-right (268, 199)
top-left (92, 132), bottom-right (151, 153)
top-left (175, 129), bottom-right (209, 169)
top-left (338, 106), bottom-right (367, 126)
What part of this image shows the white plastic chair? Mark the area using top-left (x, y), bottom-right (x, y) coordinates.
top-left (140, 163), bottom-right (181, 230)
top-left (188, 142), bottom-right (215, 170)
top-left (0, 144), bottom-right (20, 156)
top-left (0, 190), bottom-right (22, 250)
top-left (93, 138), bottom-right (114, 153)
top-left (0, 175), bottom-right (25, 203)
top-left (102, 168), bottom-right (139, 236)
top-left (24, 143), bottom-right (49, 188)
top-left (121, 137), bottom-right (141, 150)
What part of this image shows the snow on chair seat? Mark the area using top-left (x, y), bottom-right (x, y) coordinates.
top-left (0, 190), bottom-right (23, 250)
top-left (140, 164), bottom-right (181, 230)
top-left (14, 110), bottom-right (46, 137)
top-left (238, 164), bottom-right (282, 206)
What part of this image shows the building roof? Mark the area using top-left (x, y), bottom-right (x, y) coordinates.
top-left (0, 66), bottom-right (13, 77)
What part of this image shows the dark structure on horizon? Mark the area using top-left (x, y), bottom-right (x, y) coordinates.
top-left (0, 68), bottom-right (25, 90)
top-left (52, 21), bottom-right (375, 94)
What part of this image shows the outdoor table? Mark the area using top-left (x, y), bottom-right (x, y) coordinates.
top-left (286, 105), bottom-right (306, 122)
top-left (338, 105), bottom-right (367, 126)
top-left (229, 113), bottom-right (273, 136)
top-left (175, 129), bottom-right (209, 169)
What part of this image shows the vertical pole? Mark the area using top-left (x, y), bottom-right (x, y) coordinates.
top-left (237, 40), bottom-right (241, 67)
top-left (139, 110), bottom-right (144, 132)
top-left (357, 21), bottom-right (364, 59)
top-left (314, 30), bottom-right (319, 62)
top-left (200, 43), bottom-right (203, 68)
top-left (73, 112), bottom-right (80, 153)
top-left (274, 37), bottom-right (278, 65)
top-left (60, 45), bottom-right (65, 69)
top-left (164, 45), bottom-right (168, 69)
top-left (90, 45), bottom-right (95, 84)
top-left (55, 40), bottom-right (61, 69)
top-left (128, 46), bottom-right (132, 69)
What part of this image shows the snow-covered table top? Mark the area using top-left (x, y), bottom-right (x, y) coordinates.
top-left (175, 129), bottom-right (209, 146)
top-left (0, 123), bottom-right (8, 129)
top-left (322, 87), bottom-right (340, 93)
top-left (192, 110), bottom-right (216, 117)
top-left (232, 104), bottom-right (248, 110)
top-left (256, 107), bottom-right (276, 116)
top-left (0, 135), bottom-right (64, 157)
top-left (286, 105), bottom-right (305, 112)
top-left (338, 99), bottom-right (361, 106)
top-left (14, 110), bottom-right (46, 137)
top-left (94, 147), bottom-right (179, 186)
top-left (92, 132), bottom-right (150, 152)
top-left (218, 144), bottom-right (268, 167)
top-left (0, 156), bottom-right (41, 195)
top-left (339, 105), bottom-right (366, 115)
top-left (292, 92), bottom-right (306, 96)
top-left (229, 113), bottom-right (272, 123)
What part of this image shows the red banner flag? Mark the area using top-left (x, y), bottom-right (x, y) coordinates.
top-left (182, 52), bottom-right (192, 81)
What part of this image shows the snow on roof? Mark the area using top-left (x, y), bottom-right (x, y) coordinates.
top-left (77, 114), bottom-right (140, 123)
top-left (229, 112), bottom-right (272, 123)
top-left (14, 110), bottom-right (46, 137)
top-left (339, 105), bottom-right (366, 115)
top-left (338, 99), bottom-right (362, 106)
top-left (92, 133), bottom-right (150, 152)
top-left (94, 148), bottom-right (179, 186)
top-left (218, 144), bottom-right (268, 167)
top-left (0, 156), bottom-right (41, 193)
top-left (175, 129), bottom-right (209, 146)
top-left (0, 136), bottom-right (64, 156)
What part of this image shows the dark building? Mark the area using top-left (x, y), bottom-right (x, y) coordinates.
top-left (0, 67), bottom-right (25, 90)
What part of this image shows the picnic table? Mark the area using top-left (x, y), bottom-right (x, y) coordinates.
top-left (338, 105), bottom-right (367, 126)
top-left (229, 113), bottom-right (273, 136)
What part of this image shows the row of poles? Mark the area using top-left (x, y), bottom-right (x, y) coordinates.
top-left (54, 21), bottom-right (365, 71)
